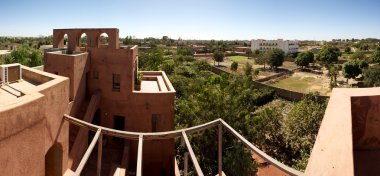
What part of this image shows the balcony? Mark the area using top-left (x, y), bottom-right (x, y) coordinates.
top-left (134, 71), bottom-right (175, 93)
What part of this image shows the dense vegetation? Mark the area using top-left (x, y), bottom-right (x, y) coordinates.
top-left (138, 47), bottom-right (327, 175)
top-left (2, 44), bottom-right (43, 67)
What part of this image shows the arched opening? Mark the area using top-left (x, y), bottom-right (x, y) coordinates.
top-left (63, 34), bottom-right (68, 48)
top-left (98, 33), bottom-right (109, 48)
top-left (45, 143), bottom-right (63, 176)
top-left (79, 33), bottom-right (87, 51)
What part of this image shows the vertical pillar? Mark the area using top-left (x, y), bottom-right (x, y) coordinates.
top-left (218, 123), bottom-right (222, 176)
top-left (97, 133), bottom-right (102, 176)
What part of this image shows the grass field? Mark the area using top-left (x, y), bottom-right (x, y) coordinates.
top-left (272, 71), bottom-right (332, 95)
top-left (226, 56), bottom-right (255, 64)
top-left (274, 76), bottom-right (315, 92)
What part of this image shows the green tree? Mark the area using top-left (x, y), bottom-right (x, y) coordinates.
top-left (370, 50), bottom-right (380, 64)
top-left (350, 51), bottom-right (366, 60)
top-left (252, 68), bottom-right (260, 78)
top-left (230, 61), bottom-right (238, 71)
top-left (316, 45), bottom-right (340, 67)
top-left (213, 50), bottom-right (224, 66)
top-left (29, 49), bottom-right (43, 67)
top-left (284, 93), bottom-right (327, 170)
top-left (253, 49), bottom-right (260, 57)
top-left (342, 60), bottom-right (361, 84)
top-left (246, 48), bottom-right (253, 59)
top-left (243, 62), bottom-right (252, 76)
top-left (363, 65), bottom-right (380, 87)
top-left (255, 53), bottom-right (267, 70)
top-left (123, 36), bottom-right (133, 45)
top-left (264, 48), bottom-right (285, 70)
top-left (328, 66), bottom-right (338, 88)
top-left (161, 60), bottom-right (175, 75)
top-left (344, 46), bottom-right (351, 53)
top-left (295, 51), bottom-right (314, 69)
top-left (177, 46), bottom-right (193, 56)
top-left (138, 48), bottom-right (164, 70)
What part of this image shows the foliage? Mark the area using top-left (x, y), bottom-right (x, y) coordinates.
top-left (246, 94), bottom-right (326, 171)
top-left (243, 62), bottom-right (252, 76)
top-left (255, 53), bottom-right (267, 69)
top-left (328, 66), bottom-right (338, 88)
top-left (174, 55), bottom-right (195, 63)
top-left (138, 48), bottom-right (164, 70)
top-left (253, 49), bottom-right (260, 57)
top-left (363, 65), bottom-right (380, 87)
top-left (253, 68), bottom-right (260, 78)
top-left (342, 60), bottom-right (362, 82)
top-left (246, 48), bottom-right (253, 58)
top-left (344, 46), bottom-right (351, 53)
top-left (370, 50), bottom-right (380, 64)
top-left (284, 94), bottom-right (327, 164)
top-left (161, 60), bottom-right (175, 75)
top-left (213, 50), bottom-right (224, 66)
top-left (230, 61), bottom-right (238, 71)
top-left (295, 51), bottom-right (314, 68)
top-left (4, 44), bottom-right (43, 67)
top-left (123, 36), bottom-right (134, 45)
top-left (263, 48), bottom-right (285, 70)
top-left (350, 51), bottom-right (366, 60)
top-left (177, 46), bottom-right (193, 56)
top-left (316, 45), bottom-right (340, 67)
top-left (136, 72), bottom-right (143, 85)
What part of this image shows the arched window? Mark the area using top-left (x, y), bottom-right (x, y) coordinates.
top-left (98, 33), bottom-right (109, 48)
top-left (63, 34), bottom-right (68, 48)
top-left (80, 33), bottom-right (87, 47)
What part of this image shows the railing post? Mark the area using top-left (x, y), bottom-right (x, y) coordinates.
top-left (136, 135), bottom-right (143, 176)
top-left (184, 152), bottom-right (189, 176)
top-left (97, 132), bottom-right (102, 176)
top-left (218, 123), bottom-right (222, 176)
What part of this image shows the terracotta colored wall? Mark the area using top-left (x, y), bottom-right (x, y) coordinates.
top-left (48, 28), bottom-right (175, 175)
top-left (44, 51), bottom-right (89, 116)
top-left (0, 67), bottom-right (70, 176)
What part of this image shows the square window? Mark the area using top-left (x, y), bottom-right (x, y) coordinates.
top-left (112, 74), bottom-right (120, 92)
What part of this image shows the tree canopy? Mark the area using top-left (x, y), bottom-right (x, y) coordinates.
top-left (4, 44), bottom-right (43, 67)
top-left (363, 65), bottom-right (380, 87)
top-left (213, 50), bottom-right (224, 66)
top-left (342, 60), bottom-right (362, 82)
top-left (316, 45), bottom-right (340, 67)
top-left (370, 50), bottom-right (380, 64)
top-left (264, 48), bottom-right (285, 70)
top-left (295, 51), bottom-right (314, 68)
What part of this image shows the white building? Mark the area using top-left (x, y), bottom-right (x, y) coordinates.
top-left (251, 39), bottom-right (299, 53)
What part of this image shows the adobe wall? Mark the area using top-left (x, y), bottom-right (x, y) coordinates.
top-left (53, 28), bottom-right (120, 52)
top-left (44, 52), bottom-right (89, 116)
top-left (0, 67), bottom-right (70, 175)
top-left (305, 88), bottom-right (380, 175)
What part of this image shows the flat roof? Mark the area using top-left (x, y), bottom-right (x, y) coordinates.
top-left (135, 71), bottom-right (175, 93)
top-left (0, 81), bottom-right (36, 104)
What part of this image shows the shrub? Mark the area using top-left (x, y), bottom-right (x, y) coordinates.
top-left (230, 61), bottom-right (238, 71)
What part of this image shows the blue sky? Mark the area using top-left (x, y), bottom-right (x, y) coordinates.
top-left (0, 0), bottom-right (379, 40)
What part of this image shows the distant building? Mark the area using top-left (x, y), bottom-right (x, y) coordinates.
top-left (251, 39), bottom-right (299, 53)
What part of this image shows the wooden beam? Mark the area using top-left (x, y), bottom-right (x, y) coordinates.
top-left (97, 133), bottom-right (102, 176)
top-left (182, 131), bottom-right (204, 176)
top-left (75, 129), bottom-right (101, 175)
top-left (136, 135), bottom-right (143, 176)
top-left (218, 124), bottom-right (222, 176)
top-left (220, 119), bottom-right (304, 176)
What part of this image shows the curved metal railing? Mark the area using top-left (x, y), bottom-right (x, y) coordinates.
top-left (64, 114), bottom-right (303, 176)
